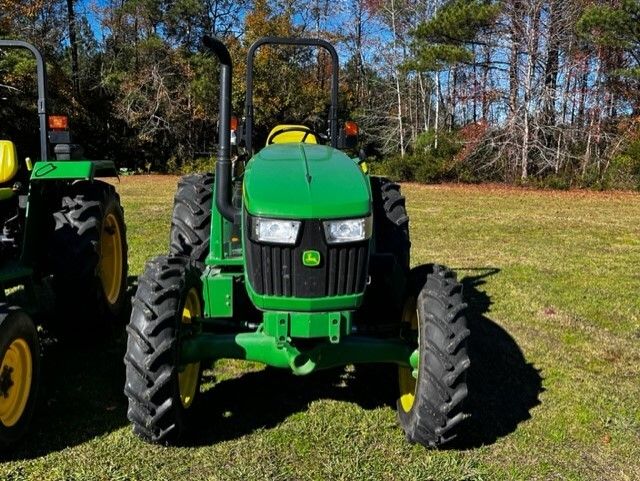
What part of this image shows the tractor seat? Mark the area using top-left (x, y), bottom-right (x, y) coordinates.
top-left (0, 140), bottom-right (20, 201)
top-left (266, 125), bottom-right (318, 146)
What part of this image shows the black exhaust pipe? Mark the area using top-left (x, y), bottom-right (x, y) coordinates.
top-left (203, 36), bottom-right (239, 223)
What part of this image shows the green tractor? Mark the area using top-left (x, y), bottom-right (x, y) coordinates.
top-left (0, 40), bottom-right (128, 447)
top-left (125, 36), bottom-right (470, 447)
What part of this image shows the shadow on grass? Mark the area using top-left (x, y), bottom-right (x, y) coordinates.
top-left (455, 267), bottom-right (544, 449)
top-left (186, 266), bottom-right (542, 449)
top-left (186, 362), bottom-right (398, 447)
top-left (0, 332), bottom-right (129, 462)
top-left (0, 277), bottom-right (140, 462)
top-left (2, 270), bottom-right (542, 456)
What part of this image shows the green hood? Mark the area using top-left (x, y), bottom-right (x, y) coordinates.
top-left (243, 144), bottom-right (371, 219)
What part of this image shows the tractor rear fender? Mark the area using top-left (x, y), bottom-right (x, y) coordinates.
top-left (29, 160), bottom-right (118, 181)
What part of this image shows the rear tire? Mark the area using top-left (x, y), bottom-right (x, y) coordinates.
top-left (360, 177), bottom-right (410, 331)
top-left (371, 176), bottom-right (410, 272)
top-left (0, 305), bottom-right (40, 449)
top-left (169, 173), bottom-right (213, 263)
top-left (397, 265), bottom-right (470, 447)
top-left (51, 180), bottom-right (128, 325)
top-left (124, 255), bottom-right (203, 444)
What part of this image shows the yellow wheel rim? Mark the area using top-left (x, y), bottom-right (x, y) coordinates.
top-left (0, 338), bottom-right (33, 427)
top-left (398, 297), bottom-right (419, 413)
top-left (178, 288), bottom-right (201, 409)
top-left (99, 212), bottom-right (123, 305)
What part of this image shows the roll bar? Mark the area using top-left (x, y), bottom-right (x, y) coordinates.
top-left (0, 40), bottom-right (49, 161)
top-left (243, 37), bottom-right (340, 154)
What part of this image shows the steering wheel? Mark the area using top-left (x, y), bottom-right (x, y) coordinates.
top-left (266, 126), bottom-right (321, 145)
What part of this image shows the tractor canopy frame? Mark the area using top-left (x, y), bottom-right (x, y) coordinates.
top-left (0, 40), bottom-right (49, 161)
top-left (202, 35), bottom-right (341, 224)
top-left (243, 37), bottom-right (340, 154)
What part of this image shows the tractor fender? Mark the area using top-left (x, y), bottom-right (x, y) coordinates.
top-left (30, 160), bottom-right (118, 181)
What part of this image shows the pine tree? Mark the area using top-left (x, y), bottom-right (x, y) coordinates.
top-left (408, 0), bottom-right (500, 72)
top-left (578, 0), bottom-right (640, 110)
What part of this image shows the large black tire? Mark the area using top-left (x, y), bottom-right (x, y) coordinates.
top-left (371, 176), bottom-right (410, 272)
top-left (0, 305), bottom-right (40, 449)
top-left (124, 255), bottom-right (203, 444)
top-left (169, 173), bottom-right (213, 263)
top-left (397, 265), bottom-right (470, 447)
top-left (51, 180), bottom-right (128, 325)
top-left (360, 177), bottom-right (411, 330)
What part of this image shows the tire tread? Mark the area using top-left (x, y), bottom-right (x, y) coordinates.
top-left (398, 264), bottom-right (470, 447)
top-left (124, 255), bottom-right (201, 444)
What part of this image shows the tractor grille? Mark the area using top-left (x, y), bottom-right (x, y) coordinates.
top-left (245, 215), bottom-right (369, 298)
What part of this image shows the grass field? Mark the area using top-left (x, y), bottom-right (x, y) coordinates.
top-left (1, 176), bottom-right (639, 480)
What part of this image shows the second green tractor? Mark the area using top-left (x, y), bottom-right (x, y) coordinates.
top-left (0, 40), bottom-right (128, 448)
top-left (125, 36), bottom-right (471, 447)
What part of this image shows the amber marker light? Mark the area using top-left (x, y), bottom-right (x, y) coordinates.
top-left (344, 120), bottom-right (359, 136)
top-left (48, 115), bottom-right (69, 131)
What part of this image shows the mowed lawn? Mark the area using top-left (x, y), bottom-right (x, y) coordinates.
top-left (1, 176), bottom-right (639, 481)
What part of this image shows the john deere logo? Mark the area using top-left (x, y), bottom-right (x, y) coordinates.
top-left (302, 250), bottom-right (321, 267)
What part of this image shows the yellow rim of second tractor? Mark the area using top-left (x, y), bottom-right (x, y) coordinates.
top-left (0, 338), bottom-right (33, 427)
top-left (398, 297), bottom-right (419, 413)
top-left (178, 288), bottom-right (201, 409)
top-left (99, 212), bottom-right (123, 305)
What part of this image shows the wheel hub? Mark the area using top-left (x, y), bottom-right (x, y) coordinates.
top-left (0, 338), bottom-right (32, 427)
top-left (99, 212), bottom-right (123, 305)
top-left (398, 296), bottom-right (419, 413)
top-left (0, 365), bottom-right (14, 398)
top-left (178, 288), bottom-right (201, 409)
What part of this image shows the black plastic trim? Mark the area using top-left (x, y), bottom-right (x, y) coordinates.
top-left (245, 212), bottom-right (369, 298)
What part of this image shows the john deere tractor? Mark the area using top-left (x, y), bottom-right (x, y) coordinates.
top-left (125, 37), bottom-right (470, 447)
top-left (0, 40), bottom-right (128, 447)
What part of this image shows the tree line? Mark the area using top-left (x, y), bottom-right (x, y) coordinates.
top-left (1, 0), bottom-right (639, 189)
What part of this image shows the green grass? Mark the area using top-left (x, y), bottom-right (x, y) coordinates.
top-left (1, 177), bottom-right (639, 480)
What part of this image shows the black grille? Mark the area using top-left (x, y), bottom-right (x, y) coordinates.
top-left (245, 214), bottom-right (369, 298)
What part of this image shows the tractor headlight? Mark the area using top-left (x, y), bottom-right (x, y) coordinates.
top-left (253, 217), bottom-right (301, 244)
top-left (323, 216), bottom-right (372, 244)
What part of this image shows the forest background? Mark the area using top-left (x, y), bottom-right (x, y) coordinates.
top-left (1, 0), bottom-right (639, 189)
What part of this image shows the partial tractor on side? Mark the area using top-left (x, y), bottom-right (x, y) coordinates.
top-left (0, 40), bottom-right (128, 448)
top-left (125, 36), bottom-right (470, 448)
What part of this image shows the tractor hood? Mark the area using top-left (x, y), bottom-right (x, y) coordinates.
top-left (243, 144), bottom-right (371, 219)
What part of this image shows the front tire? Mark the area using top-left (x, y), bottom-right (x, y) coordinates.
top-left (124, 255), bottom-right (203, 444)
top-left (0, 305), bottom-right (40, 449)
top-left (397, 265), bottom-right (470, 447)
top-left (51, 180), bottom-right (128, 324)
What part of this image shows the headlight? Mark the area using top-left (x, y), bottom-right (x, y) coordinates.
top-left (253, 217), bottom-right (301, 244)
top-left (323, 216), bottom-right (372, 244)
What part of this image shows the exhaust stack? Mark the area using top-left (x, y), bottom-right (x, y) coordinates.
top-left (203, 36), bottom-right (239, 223)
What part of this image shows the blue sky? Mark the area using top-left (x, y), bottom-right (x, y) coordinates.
top-left (71, 0), bottom-right (390, 58)
top-left (75, 0), bottom-right (106, 41)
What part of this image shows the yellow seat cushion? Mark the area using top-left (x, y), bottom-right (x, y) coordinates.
top-left (266, 125), bottom-right (318, 145)
top-left (0, 140), bottom-right (19, 184)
